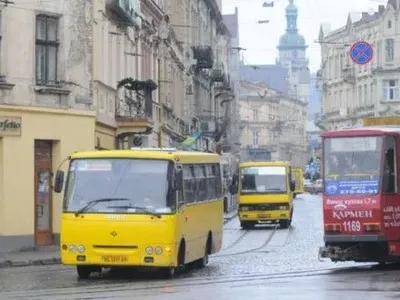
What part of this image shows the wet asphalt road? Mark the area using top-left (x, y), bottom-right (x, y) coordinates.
top-left (2, 194), bottom-right (400, 299)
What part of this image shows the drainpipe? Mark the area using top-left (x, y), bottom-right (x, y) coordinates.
top-left (158, 58), bottom-right (163, 147)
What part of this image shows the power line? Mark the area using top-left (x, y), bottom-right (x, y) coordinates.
top-left (0, 0), bottom-right (14, 5)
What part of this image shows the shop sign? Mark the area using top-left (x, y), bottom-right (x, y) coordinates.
top-left (0, 116), bottom-right (21, 136)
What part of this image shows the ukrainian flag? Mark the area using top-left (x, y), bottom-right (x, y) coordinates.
top-left (180, 129), bottom-right (201, 149)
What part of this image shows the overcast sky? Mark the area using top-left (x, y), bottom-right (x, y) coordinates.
top-left (222, 0), bottom-right (386, 72)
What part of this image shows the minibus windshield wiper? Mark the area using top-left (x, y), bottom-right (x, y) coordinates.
top-left (75, 198), bottom-right (131, 216)
top-left (105, 205), bottom-right (161, 218)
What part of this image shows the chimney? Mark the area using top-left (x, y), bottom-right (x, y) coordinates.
top-left (378, 5), bottom-right (385, 14)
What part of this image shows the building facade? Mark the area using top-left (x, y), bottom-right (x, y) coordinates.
top-left (317, 0), bottom-right (400, 130)
top-left (0, 0), bottom-right (235, 252)
top-left (239, 81), bottom-right (307, 166)
top-left (0, 2), bottom-right (96, 251)
top-left (94, 0), bottom-right (234, 151)
top-left (93, 0), bottom-right (165, 149)
top-left (223, 7), bottom-right (241, 155)
top-left (164, 0), bottom-right (234, 152)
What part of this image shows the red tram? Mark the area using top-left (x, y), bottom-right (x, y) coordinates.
top-left (319, 118), bottom-right (400, 263)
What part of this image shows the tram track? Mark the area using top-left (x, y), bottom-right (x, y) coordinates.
top-left (212, 224), bottom-right (279, 258)
top-left (220, 230), bottom-right (251, 252)
top-left (5, 264), bottom-right (379, 299)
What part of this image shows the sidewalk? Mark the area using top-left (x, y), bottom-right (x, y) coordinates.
top-left (0, 245), bottom-right (60, 269)
top-left (0, 210), bottom-right (238, 269)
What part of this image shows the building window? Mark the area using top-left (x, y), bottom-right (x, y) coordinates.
top-left (385, 38), bottom-right (394, 62)
top-left (252, 130), bottom-right (259, 146)
top-left (383, 80), bottom-right (399, 101)
top-left (36, 15), bottom-right (59, 85)
top-left (388, 20), bottom-right (392, 29)
top-left (252, 109), bottom-right (258, 121)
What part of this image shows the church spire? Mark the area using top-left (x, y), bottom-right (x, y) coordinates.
top-left (278, 0), bottom-right (306, 50)
top-left (286, 0), bottom-right (298, 33)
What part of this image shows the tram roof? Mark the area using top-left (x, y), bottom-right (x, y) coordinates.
top-left (321, 126), bottom-right (400, 138)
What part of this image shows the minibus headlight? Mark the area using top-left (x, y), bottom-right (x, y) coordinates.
top-left (145, 246), bottom-right (153, 255)
top-left (154, 247), bottom-right (163, 255)
top-left (77, 245), bottom-right (86, 253)
top-left (241, 206), bottom-right (249, 211)
top-left (279, 206), bottom-right (288, 210)
top-left (68, 245), bottom-right (76, 252)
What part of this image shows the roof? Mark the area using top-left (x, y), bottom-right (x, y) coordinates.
top-left (222, 8), bottom-right (238, 38)
top-left (239, 161), bottom-right (290, 167)
top-left (70, 150), bottom-right (221, 163)
top-left (321, 126), bottom-right (400, 138)
top-left (240, 64), bottom-right (288, 94)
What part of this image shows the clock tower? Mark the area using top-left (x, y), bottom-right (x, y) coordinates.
top-left (277, 0), bottom-right (310, 103)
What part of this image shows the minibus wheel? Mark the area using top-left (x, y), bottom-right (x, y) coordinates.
top-left (160, 266), bottom-right (176, 278)
top-left (279, 220), bottom-right (290, 229)
top-left (77, 266), bottom-right (93, 279)
top-left (196, 235), bottom-right (211, 268)
top-left (241, 221), bottom-right (253, 229)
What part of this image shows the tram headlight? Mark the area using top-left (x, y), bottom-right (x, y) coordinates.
top-left (145, 246), bottom-right (154, 255)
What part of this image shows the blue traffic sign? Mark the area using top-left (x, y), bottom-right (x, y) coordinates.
top-left (350, 41), bottom-right (373, 65)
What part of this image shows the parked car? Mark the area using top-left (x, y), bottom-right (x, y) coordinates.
top-left (314, 179), bottom-right (323, 194)
top-left (304, 179), bottom-right (314, 193)
top-left (304, 178), bottom-right (323, 194)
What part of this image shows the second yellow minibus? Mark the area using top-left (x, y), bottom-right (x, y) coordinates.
top-left (232, 161), bottom-right (295, 229)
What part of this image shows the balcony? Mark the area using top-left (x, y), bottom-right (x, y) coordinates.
top-left (211, 63), bottom-right (226, 83)
top-left (192, 46), bottom-right (214, 69)
top-left (115, 79), bottom-right (157, 137)
top-left (108, 0), bottom-right (141, 28)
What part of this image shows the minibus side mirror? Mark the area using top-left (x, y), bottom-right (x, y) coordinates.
top-left (173, 169), bottom-right (183, 191)
top-left (290, 181), bottom-right (296, 192)
top-left (229, 174), bottom-right (239, 194)
top-left (54, 170), bottom-right (65, 193)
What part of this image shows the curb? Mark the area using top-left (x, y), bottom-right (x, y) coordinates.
top-left (0, 257), bottom-right (61, 269)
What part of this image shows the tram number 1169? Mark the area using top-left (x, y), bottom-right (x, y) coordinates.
top-left (342, 221), bottom-right (361, 232)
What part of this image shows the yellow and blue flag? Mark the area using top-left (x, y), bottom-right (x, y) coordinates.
top-left (180, 129), bottom-right (201, 149)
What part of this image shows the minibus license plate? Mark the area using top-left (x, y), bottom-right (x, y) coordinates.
top-left (258, 213), bottom-right (270, 218)
top-left (102, 255), bottom-right (128, 263)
